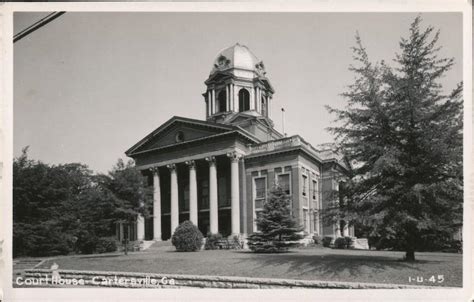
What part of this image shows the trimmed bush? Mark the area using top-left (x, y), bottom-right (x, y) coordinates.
top-left (334, 237), bottom-right (347, 249)
top-left (312, 235), bottom-right (322, 245)
top-left (205, 232), bottom-right (222, 250)
top-left (322, 236), bottom-right (332, 247)
top-left (171, 220), bottom-right (203, 252)
top-left (96, 237), bottom-right (118, 253)
top-left (344, 236), bottom-right (353, 249)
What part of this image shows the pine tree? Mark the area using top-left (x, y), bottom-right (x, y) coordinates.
top-left (326, 16), bottom-right (463, 261)
top-left (247, 186), bottom-right (303, 253)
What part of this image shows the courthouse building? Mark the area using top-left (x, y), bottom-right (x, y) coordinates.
top-left (124, 43), bottom-right (353, 241)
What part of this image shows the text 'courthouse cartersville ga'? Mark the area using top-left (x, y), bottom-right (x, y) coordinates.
top-left (123, 43), bottom-right (353, 241)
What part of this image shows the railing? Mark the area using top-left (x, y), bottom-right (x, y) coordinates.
top-left (248, 135), bottom-right (324, 160)
top-left (249, 136), bottom-right (301, 154)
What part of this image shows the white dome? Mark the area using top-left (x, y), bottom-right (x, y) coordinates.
top-left (210, 43), bottom-right (266, 76)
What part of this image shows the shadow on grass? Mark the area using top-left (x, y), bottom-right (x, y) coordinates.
top-left (231, 251), bottom-right (441, 280)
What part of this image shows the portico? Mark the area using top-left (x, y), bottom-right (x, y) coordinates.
top-left (138, 151), bottom-right (243, 240)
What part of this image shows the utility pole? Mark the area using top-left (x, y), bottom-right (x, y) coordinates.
top-left (14, 12), bottom-right (66, 43)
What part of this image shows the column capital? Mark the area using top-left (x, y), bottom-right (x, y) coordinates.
top-left (205, 156), bottom-right (216, 165)
top-left (185, 160), bottom-right (196, 169)
top-left (167, 163), bottom-right (177, 171)
top-left (227, 152), bottom-right (242, 162)
top-left (149, 166), bottom-right (160, 175)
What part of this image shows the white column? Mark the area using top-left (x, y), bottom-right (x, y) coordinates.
top-left (150, 167), bottom-right (162, 241)
top-left (250, 87), bottom-right (256, 111)
top-left (230, 84), bottom-right (234, 111)
top-left (168, 164), bottom-right (179, 235)
top-left (343, 220), bottom-right (349, 237)
top-left (137, 215), bottom-right (145, 241)
top-left (335, 221), bottom-right (342, 237)
top-left (268, 95), bottom-right (272, 118)
top-left (227, 152), bottom-right (241, 235)
top-left (186, 160), bottom-right (198, 226)
top-left (207, 90), bottom-right (211, 117)
top-left (206, 156), bottom-right (218, 234)
top-left (234, 85), bottom-right (239, 112)
top-left (211, 89), bottom-right (216, 114)
top-left (225, 85), bottom-right (230, 111)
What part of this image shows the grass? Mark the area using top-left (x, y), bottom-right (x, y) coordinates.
top-left (36, 243), bottom-right (463, 287)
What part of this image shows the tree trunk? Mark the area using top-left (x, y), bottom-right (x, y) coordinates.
top-left (405, 249), bottom-right (415, 261)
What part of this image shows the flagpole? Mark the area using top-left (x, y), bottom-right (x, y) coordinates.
top-left (281, 107), bottom-right (286, 137)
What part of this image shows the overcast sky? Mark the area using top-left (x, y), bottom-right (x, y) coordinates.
top-left (13, 12), bottom-right (462, 173)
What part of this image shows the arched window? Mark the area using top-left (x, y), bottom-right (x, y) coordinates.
top-left (238, 89), bottom-right (250, 112)
top-left (218, 90), bottom-right (227, 112)
top-left (261, 96), bottom-right (267, 117)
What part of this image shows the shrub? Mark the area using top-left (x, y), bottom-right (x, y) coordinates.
top-left (344, 236), bottom-right (353, 249)
top-left (205, 232), bottom-right (222, 250)
top-left (77, 236), bottom-right (99, 254)
top-left (312, 235), bottom-right (322, 245)
top-left (171, 221), bottom-right (203, 252)
top-left (248, 187), bottom-right (303, 253)
top-left (13, 223), bottom-right (73, 257)
top-left (442, 240), bottom-right (462, 253)
top-left (231, 234), bottom-right (244, 249)
top-left (322, 236), bottom-right (333, 247)
top-left (334, 237), bottom-right (347, 249)
top-left (95, 237), bottom-right (117, 253)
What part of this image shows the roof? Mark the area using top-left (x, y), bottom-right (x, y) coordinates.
top-left (125, 116), bottom-right (260, 156)
top-left (210, 43), bottom-right (266, 76)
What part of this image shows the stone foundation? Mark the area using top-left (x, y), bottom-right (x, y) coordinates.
top-left (23, 269), bottom-right (427, 289)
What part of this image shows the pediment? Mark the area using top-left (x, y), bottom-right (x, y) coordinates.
top-left (126, 117), bottom-right (234, 155)
top-left (204, 71), bottom-right (233, 85)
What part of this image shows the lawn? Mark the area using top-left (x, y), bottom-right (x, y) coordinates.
top-left (38, 244), bottom-right (462, 287)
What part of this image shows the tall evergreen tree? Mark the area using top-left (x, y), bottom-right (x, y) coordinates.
top-left (326, 16), bottom-right (463, 261)
top-left (247, 186), bottom-right (303, 253)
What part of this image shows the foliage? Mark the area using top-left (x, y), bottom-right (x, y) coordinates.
top-left (312, 235), bottom-right (322, 245)
top-left (334, 237), bottom-right (347, 249)
top-left (204, 232), bottom-right (222, 250)
top-left (326, 16), bottom-right (463, 261)
top-left (344, 236), bottom-right (353, 248)
top-left (231, 234), bottom-right (244, 249)
top-left (322, 236), bottom-right (333, 247)
top-left (13, 148), bottom-right (150, 257)
top-left (97, 159), bottom-right (152, 226)
top-left (247, 186), bottom-right (303, 253)
top-left (95, 237), bottom-right (118, 254)
top-left (171, 221), bottom-right (203, 252)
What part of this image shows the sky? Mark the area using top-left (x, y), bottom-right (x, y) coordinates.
top-left (13, 12), bottom-right (463, 173)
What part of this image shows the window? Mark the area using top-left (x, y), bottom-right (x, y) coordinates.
top-left (261, 97), bottom-right (267, 116)
top-left (254, 177), bottom-right (266, 209)
top-left (218, 177), bottom-right (228, 207)
top-left (303, 209), bottom-right (309, 233)
top-left (218, 90), bottom-right (227, 112)
top-left (313, 211), bottom-right (320, 235)
top-left (312, 180), bottom-right (318, 200)
top-left (183, 183), bottom-right (190, 211)
top-left (302, 175), bottom-right (308, 196)
top-left (200, 180), bottom-right (209, 209)
top-left (277, 173), bottom-right (290, 195)
top-left (238, 89), bottom-right (250, 112)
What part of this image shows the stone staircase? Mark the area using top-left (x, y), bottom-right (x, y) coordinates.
top-left (141, 240), bottom-right (156, 251)
top-left (352, 238), bottom-right (369, 250)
